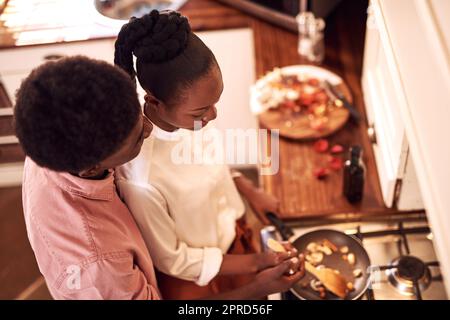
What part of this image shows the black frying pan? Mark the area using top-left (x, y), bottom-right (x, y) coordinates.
top-left (266, 212), bottom-right (371, 300)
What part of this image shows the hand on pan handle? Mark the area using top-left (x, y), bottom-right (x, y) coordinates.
top-left (254, 254), bottom-right (306, 296)
top-left (265, 212), bottom-right (294, 241)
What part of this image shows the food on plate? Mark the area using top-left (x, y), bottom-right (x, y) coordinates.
top-left (309, 117), bottom-right (328, 130)
top-left (253, 69), bottom-right (341, 131)
top-left (267, 238), bottom-right (286, 253)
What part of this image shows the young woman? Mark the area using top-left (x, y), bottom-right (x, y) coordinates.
top-left (114, 10), bottom-right (301, 299)
top-left (15, 55), bottom-right (303, 300)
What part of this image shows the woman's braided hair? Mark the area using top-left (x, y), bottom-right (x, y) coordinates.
top-left (114, 10), bottom-right (217, 106)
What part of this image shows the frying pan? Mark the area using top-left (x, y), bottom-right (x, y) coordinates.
top-left (266, 212), bottom-right (371, 300)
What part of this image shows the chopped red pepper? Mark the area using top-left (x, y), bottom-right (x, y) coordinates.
top-left (314, 139), bottom-right (329, 153)
top-left (315, 91), bottom-right (329, 104)
top-left (313, 167), bottom-right (329, 180)
top-left (330, 144), bottom-right (344, 154)
top-left (299, 94), bottom-right (314, 106)
top-left (308, 78), bottom-right (320, 87)
top-left (329, 157), bottom-right (344, 170)
top-left (283, 100), bottom-right (297, 110)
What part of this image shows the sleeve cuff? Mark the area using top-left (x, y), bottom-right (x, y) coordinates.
top-left (195, 247), bottom-right (223, 286)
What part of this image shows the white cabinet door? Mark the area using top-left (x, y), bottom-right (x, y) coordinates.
top-left (362, 0), bottom-right (408, 207)
top-left (0, 39), bottom-right (116, 74)
top-left (1, 73), bottom-right (29, 104)
top-left (197, 29), bottom-right (257, 132)
top-left (197, 29), bottom-right (258, 170)
top-left (0, 39), bottom-right (116, 103)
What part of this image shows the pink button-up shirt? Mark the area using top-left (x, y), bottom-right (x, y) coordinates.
top-left (22, 158), bottom-right (160, 300)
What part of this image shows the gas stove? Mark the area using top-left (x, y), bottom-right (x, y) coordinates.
top-left (261, 213), bottom-right (447, 300)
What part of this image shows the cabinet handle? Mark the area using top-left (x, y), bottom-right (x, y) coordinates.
top-left (43, 54), bottom-right (65, 61)
top-left (368, 125), bottom-right (377, 144)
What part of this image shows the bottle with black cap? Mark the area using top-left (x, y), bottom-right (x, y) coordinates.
top-left (343, 145), bottom-right (365, 203)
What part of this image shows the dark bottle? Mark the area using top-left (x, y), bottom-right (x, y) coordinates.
top-left (343, 146), bottom-right (365, 203)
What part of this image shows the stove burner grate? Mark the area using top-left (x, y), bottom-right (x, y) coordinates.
top-left (386, 256), bottom-right (432, 297)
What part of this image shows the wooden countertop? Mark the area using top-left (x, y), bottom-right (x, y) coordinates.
top-left (0, 0), bottom-right (411, 218)
top-left (186, 1), bottom-right (406, 219)
top-left (193, 0), bottom-right (404, 219)
top-left (253, 1), bottom-right (389, 219)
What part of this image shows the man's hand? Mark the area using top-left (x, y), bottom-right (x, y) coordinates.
top-left (254, 254), bottom-right (306, 296)
top-left (255, 242), bottom-right (299, 271)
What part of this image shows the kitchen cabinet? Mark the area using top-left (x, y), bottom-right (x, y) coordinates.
top-left (198, 29), bottom-right (258, 134)
top-left (363, 0), bottom-right (450, 295)
top-left (362, 0), bottom-right (423, 211)
top-left (0, 38), bottom-right (116, 103)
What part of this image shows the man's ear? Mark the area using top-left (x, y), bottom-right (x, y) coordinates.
top-left (78, 164), bottom-right (102, 178)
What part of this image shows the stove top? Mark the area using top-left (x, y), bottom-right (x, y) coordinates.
top-left (262, 215), bottom-right (447, 300)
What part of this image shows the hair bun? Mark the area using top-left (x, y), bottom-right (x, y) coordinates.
top-left (132, 10), bottom-right (191, 63)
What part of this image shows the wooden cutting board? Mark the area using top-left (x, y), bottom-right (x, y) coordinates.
top-left (255, 66), bottom-right (352, 140)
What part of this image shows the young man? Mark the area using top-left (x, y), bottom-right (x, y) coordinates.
top-left (14, 56), bottom-right (303, 300)
top-left (15, 56), bottom-right (156, 299)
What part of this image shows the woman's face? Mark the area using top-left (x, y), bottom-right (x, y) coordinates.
top-left (153, 64), bottom-right (224, 130)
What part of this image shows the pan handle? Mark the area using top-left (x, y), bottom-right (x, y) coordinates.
top-left (265, 212), bottom-right (294, 241)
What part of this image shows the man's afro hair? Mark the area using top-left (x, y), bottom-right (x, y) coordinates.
top-left (14, 55), bottom-right (141, 172)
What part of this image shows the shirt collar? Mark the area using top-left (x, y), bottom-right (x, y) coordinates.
top-left (45, 168), bottom-right (115, 201)
top-left (151, 122), bottom-right (191, 141)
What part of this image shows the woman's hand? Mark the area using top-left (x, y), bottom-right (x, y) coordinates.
top-left (254, 254), bottom-right (306, 297)
top-left (246, 188), bottom-right (280, 224)
top-left (219, 242), bottom-right (298, 275)
top-left (255, 242), bottom-right (299, 271)
top-left (204, 254), bottom-right (306, 299)
top-left (232, 173), bottom-right (280, 224)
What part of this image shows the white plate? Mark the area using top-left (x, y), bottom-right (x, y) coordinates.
top-left (250, 65), bottom-right (345, 114)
